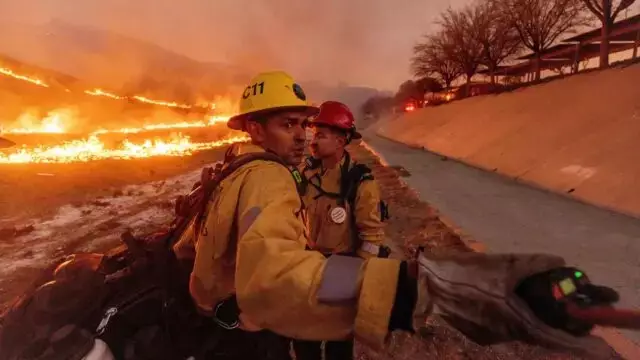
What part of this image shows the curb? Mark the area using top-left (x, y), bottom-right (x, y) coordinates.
top-left (359, 140), bottom-right (482, 253)
top-left (360, 138), bottom-right (640, 360)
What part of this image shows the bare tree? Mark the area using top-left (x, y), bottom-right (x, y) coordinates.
top-left (411, 32), bottom-right (463, 89)
top-left (415, 77), bottom-right (445, 94)
top-left (495, 0), bottom-right (591, 80)
top-left (581, 0), bottom-right (636, 68)
top-left (438, 6), bottom-right (485, 93)
top-left (472, 1), bottom-right (522, 84)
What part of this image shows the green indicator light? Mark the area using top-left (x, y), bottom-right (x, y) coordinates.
top-left (574, 271), bottom-right (583, 278)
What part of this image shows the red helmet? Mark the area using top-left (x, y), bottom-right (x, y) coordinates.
top-left (310, 101), bottom-right (361, 140)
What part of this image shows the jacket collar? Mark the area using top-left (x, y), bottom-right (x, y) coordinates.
top-left (230, 142), bottom-right (266, 157)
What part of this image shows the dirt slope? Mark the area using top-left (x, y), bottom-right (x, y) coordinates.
top-left (377, 63), bottom-right (640, 217)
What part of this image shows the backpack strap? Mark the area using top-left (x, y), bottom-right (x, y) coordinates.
top-left (342, 153), bottom-right (392, 257)
top-left (340, 154), bottom-right (374, 254)
top-left (303, 156), bottom-right (322, 172)
top-left (299, 156), bottom-right (321, 196)
top-left (193, 151), bottom-right (293, 237)
top-left (303, 152), bottom-right (373, 206)
top-left (342, 163), bottom-right (373, 206)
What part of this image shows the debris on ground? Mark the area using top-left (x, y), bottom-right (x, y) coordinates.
top-left (0, 225), bottom-right (36, 240)
top-left (14, 225), bottom-right (35, 238)
top-left (91, 200), bottom-right (111, 207)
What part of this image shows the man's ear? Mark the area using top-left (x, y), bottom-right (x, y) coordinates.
top-left (338, 133), bottom-right (349, 147)
top-left (246, 120), bottom-right (266, 142)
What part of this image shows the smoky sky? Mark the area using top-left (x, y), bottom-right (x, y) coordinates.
top-left (0, 0), bottom-right (471, 91)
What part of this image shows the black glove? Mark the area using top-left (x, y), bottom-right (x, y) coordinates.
top-left (516, 267), bottom-right (619, 336)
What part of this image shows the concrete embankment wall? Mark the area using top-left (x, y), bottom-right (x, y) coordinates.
top-left (377, 63), bottom-right (640, 217)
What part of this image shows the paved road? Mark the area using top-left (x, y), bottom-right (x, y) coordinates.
top-left (365, 135), bottom-right (640, 345)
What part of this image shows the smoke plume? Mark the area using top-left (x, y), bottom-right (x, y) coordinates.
top-left (0, 0), bottom-right (476, 91)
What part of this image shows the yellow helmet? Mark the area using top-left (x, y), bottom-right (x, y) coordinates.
top-left (227, 71), bottom-right (319, 130)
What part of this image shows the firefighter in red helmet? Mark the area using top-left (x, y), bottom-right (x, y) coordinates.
top-left (293, 101), bottom-right (390, 360)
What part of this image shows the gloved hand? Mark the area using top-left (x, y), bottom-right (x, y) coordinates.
top-left (516, 266), bottom-right (619, 336)
top-left (408, 252), bottom-right (615, 359)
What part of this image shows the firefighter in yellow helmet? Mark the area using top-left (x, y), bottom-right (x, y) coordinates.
top-left (178, 70), bottom-right (616, 360)
top-left (293, 101), bottom-right (388, 360)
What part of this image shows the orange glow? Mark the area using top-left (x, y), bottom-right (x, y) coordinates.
top-left (0, 134), bottom-right (248, 164)
top-left (132, 95), bottom-right (192, 109)
top-left (5, 109), bottom-right (70, 134)
top-left (84, 88), bottom-right (123, 100)
top-left (0, 63), bottom-right (250, 164)
top-left (1, 110), bottom-right (239, 163)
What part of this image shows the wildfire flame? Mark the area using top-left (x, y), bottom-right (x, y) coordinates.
top-left (5, 110), bottom-right (68, 134)
top-left (1, 64), bottom-right (215, 112)
top-left (132, 95), bottom-right (191, 109)
top-left (84, 88), bottom-right (123, 100)
top-left (0, 64), bottom-right (250, 164)
top-left (0, 134), bottom-right (248, 164)
top-left (4, 108), bottom-right (231, 135)
top-left (91, 116), bottom-right (230, 135)
top-left (0, 109), bottom-right (242, 164)
top-left (0, 66), bottom-right (49, 88)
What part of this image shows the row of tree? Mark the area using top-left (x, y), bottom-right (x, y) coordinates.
top-left (411, 0), bottom-right (636, 87)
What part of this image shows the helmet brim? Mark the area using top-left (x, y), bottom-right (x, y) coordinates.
top-left (227, 105), bottom-right (319, 131)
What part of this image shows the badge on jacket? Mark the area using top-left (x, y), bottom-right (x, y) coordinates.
top-left (330, 206), bottom-right (347, 224)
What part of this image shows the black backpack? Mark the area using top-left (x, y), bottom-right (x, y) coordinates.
top-left (0, 151), bottom-right (295, 360)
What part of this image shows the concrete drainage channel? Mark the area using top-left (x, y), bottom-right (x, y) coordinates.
top-left (360, 138), bottom-right (640, 360)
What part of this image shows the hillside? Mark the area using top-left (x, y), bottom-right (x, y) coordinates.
top-left (377, 62), bottom-right (640, 217)
top-left (0, 20), bottom-right (248, 101)
top-left (302, 81), bottom-right (383, 117)
top-left (0, 20), bottom-right (383, 119)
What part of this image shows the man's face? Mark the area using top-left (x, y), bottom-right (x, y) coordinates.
top-left (246, 111), bottom-right (308, 166)
top-left (309, 125), bottom-right (346, 159)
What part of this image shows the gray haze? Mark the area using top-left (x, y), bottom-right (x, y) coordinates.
top-left (0, 0), bottom-right (471, 91)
